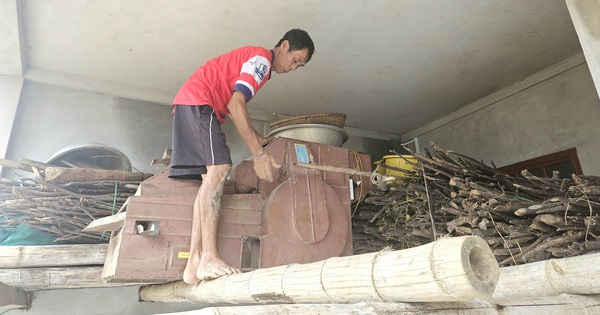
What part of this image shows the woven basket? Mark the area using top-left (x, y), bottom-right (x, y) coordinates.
top-left (269, 113), bottom-right (347, 131)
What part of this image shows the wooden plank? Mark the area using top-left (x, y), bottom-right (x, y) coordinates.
top-left (83, 212), bottom-right (127, 232)
top-left (44, 166), bottom-right (152, 182)
top-left (0, 282), bottom-right (30, 312)
top-left (0, 244), bottom-right (107, 268)
top-left (101, 230), bottom-right (123, 282)
top-left (0, 266), bottom-right (160, 290)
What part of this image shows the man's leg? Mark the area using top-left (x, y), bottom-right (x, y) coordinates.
top-left (195, 163), bottom-right (240, 280)
top-left (182, 176), bottom-right (205, 284)
top-left (182, 163), bottom-right (239, 284)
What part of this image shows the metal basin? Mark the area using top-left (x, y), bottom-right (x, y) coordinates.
top-left (46, 143), bottom-right (132, 171)
top-left (267, 124), bottom-right (348, 147)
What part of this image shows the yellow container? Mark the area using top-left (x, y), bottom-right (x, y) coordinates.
top-left (375, 155), bottom-right (418, 186)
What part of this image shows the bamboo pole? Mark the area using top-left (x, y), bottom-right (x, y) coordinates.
top-left (492, 252), bottom-right (600, 303)
top-left (140, 236), bottom-right (499, 304)
top-left (161, 298), bottom-right (600, 315)
top-left (177, 301), bottom-right (497, 315)
top-left (184, 303), bottom-right (385, 315)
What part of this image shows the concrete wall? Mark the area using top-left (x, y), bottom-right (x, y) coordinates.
top-left (403, 55), bottom-right (600, 175)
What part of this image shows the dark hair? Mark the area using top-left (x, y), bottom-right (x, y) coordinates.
top-left (275, 29), bottom-right (315, 63)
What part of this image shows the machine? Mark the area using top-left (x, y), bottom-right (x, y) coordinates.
top-left (99, 137), bottom-right (372, 282)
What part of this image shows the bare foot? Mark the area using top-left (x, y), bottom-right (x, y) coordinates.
top-left (197, 252), bottom-right (240, 281)
top-left (183, 256), bottom-right (200, 284)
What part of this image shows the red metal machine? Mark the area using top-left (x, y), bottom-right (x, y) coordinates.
top-left (101, 137), bottom-right (372, 282)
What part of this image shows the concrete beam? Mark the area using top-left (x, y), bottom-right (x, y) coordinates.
top-left (0, 74), bottom-right (24, 176)
top-left (0, 282), bottom-right (30, 312)
top-left (566, 0), bottom-right (600, 101)
top-left (0, 1), bottom-right (25, 176)
top-left (24, 66), bottom-right (175, 105)
top-left (0, 0), bottom-right (24, 76)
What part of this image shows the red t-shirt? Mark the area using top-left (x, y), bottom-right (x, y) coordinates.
top-left (172, 46), bottom-right (273, 123)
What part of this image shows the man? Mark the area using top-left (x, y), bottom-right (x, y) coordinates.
top-left (169, 29), bottom-right (315, 284)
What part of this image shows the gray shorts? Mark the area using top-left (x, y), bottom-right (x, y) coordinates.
top-left (169, 105), bottom-right (232, 179)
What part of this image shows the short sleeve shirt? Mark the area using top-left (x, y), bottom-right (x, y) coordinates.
top-left (172, 46), bottom-right (273, 123)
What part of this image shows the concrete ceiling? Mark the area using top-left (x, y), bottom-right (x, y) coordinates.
top-left (0, 0), bottom-right (583, 137)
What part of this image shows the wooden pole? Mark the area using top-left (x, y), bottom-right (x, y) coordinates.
top-left (140, 236), bottom-right (499, 304)
top-left (0, 244), bottom-right (107, 268)
top-left (0, 266), bottom-right (155, 290)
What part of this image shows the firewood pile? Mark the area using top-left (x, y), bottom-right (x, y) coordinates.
top-left (0, 162), bottom-right (151, 243)
top-left (352, 142), bottom-right (600, 266)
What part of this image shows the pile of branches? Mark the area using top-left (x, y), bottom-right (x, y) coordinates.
top-left (0, 169), bottom-right (147, 243)
top-left (353, 142), bottom-right (600, 266)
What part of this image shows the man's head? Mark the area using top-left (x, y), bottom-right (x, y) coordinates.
top-left (272, 29), bottom-right (315, 74)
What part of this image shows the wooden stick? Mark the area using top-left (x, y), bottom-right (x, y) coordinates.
top-left (295, 162), bottom-right (372, 177)
top-left (20, 159), bottom-right (52, 171)
top-left (44, 167), bottom-right (152, 182)
top-left (0, 158), bottom-right (32, 172)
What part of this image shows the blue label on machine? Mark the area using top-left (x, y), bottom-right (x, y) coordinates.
top-left (294, 144), bottom-right (310, 163)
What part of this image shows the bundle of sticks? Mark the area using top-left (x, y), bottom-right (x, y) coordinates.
top-left (0, 160), bottom-right (152, 243)
top-left (353, 142), bottom-right (600, 266)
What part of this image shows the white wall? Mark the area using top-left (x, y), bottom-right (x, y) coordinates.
top-left (4, 82), bottom-right (172, 176)
top-left (403, 56), bottom-right (600, 175)
top-left (3, 81), bottom-right (391, 180)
